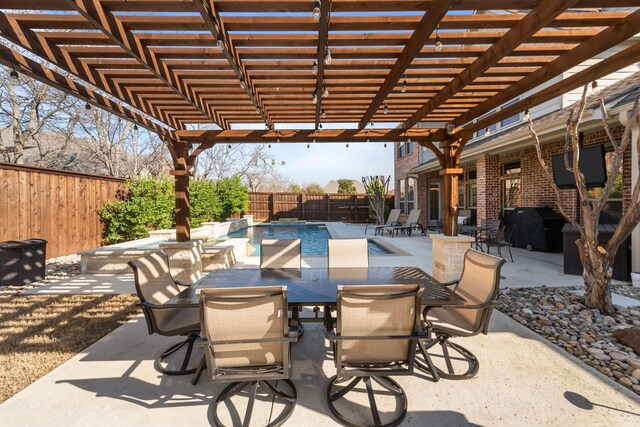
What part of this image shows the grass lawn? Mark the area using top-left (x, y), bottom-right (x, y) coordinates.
top-left (0, 294), bottom-right (139, 403)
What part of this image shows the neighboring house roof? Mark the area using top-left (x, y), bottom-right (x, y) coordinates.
top-left (409, 71), bottom-right (640, 174)
top-left (324, 179), bottom-right (366, 194)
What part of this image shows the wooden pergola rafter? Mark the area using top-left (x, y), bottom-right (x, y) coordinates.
top-left (1, 0), bottom-right (639, 239)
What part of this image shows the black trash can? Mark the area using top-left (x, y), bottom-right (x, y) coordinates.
top-left (0, 239), bottom-right (47, 285)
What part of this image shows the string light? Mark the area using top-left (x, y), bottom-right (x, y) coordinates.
top-left (85, 102), bottom-right (91, 110)
top-left (268, 143), bottom-right (271, 149)
top-left (321, 108), bottom-right (326, 119)
top-left (369, 120), bottom-right (374, 128)
top-left (401, 78), bottom-right (407, 93)
top-left (591, 80), bottom-right (600, 95)
top-left (366, 138), bottom-right (370, 143)
top-left (318, 123), bottom-right (323, 129)
top-left (307, 142), bottom-right (310, 149)
top-left (406, 138), bottom-right (411, 144)
top-left (239, 77), bottom-right (247, 89)
top-left (133, 124), bottom-right (139, 132)
top-left (312, 60), bottom-right (318, 75)
top-left (324, 48), bottom-right (332, 65)
top-left (9, 67), bottom-right (18, 81)
top-left (346, 143), bottom-right (349, 149)
top-left (312, 92), bottom-right (318, 105)
top-left (277, 138), bottom-right (281, 144)
top-left (312, 1), bottom-right (321, 21)
top-left (384, 142), bottom-right (387, 149)
top-left (322, 85), bottom-right (329, 98)
top-left (227, 143), bottom-right (231, 150)
top-left (383, 103), bottom-right (388, 115)
top-left (255, 106), bottom-right (261, 114)
top-left (434, 26), bottom-right (443, 52)
top-left (523, 109), bottom-right (530, 121)
top-left (313, 138), bottom-right (316, 143)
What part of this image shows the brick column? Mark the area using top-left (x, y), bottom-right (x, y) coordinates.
top-left (476, 155), bottom-right (500, 226)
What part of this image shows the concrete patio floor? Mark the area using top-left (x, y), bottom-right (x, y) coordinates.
top-left (0, 312), bottom-right (638, 426)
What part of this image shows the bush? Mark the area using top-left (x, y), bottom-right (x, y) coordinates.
top-left (216, 176), bottom-right (249, 219)
top-left (99, 176), bottom-right (248, 245)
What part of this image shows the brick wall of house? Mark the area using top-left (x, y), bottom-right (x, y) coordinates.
top-left (396, 125), bottom-right (630, 228)
top-left (394, 142), bottom-right (419, 221)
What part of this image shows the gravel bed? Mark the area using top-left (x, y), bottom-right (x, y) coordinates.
top-left (612, 283), bottom-right (640, 301)
top-left (497, 287), bottom-right (640, 396)
top-left (0, 254), bottom-right (80, 295)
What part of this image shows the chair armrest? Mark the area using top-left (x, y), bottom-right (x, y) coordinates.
top-left (197, 336), bottom-right (298, 346)
top-left (423, 300), bottom-right (494, 320)
top-left (137, 301), bottom-right (176, 311)
top-left (325, 330), bottom-right (428, 341)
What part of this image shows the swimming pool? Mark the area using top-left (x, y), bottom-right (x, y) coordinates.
top-left (215, 224), bottom-right (390, 257)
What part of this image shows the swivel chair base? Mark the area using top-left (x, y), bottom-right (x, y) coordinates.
top-left (155, 331), bottom-right (199, 376)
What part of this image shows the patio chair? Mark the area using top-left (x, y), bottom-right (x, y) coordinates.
top-left (418, 249), bottom-right (505, 381)
top-left (325, 284), bottom-right (425, 427)
top-left (328, 238), bottom-right (369, 268)
top-left (485, 224), bottom-right (516, 262)
top-left (260, 239), bottom-right (301, 269)
top-left (128, 251), bottom-right (200, 376)
top-left (193, 286), bottom-right (298, 426)
top-left (427, 219), bottom-right (444, 234)
top-left (366, 208), bottom-right (401, 235)
top-left (476, 219), bottom-right (501, 251)
top-left (379, 209), bottom-right (425, 237)
top-left (458, 209), bottom-right (471, 226)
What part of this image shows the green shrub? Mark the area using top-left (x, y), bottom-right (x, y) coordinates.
top-left (99, 176), bottom-right (249, 245)
top-left (216, 176), bottom-right (249, 219)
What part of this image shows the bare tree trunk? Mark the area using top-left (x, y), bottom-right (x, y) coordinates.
top-left (577, 237), bottom-right (614, 313)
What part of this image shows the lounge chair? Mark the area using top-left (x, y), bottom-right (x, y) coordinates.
top-left (417, 249), bottom-right (505, 381)
top-left (193, 286), bottom-right (298, 425)
top-left (128, 251), bottom-right (200, 375)
top-left (328, 238), bottom-right (369, 268)
top-left (325, 284), bottom-right (426, 426)
top-left (365, 208), bottom-right (400, 235)
top-left (379, 209), bottom-right (424, 236)
top-left (260, 239), bottom-right (301, 269)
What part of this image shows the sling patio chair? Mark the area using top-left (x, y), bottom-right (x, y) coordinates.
top-left (328, 238), bottom-right (369, 269)
top-left (364, 208), bottom-right (401, 235)
top-left (128, 251), bottom-right (200, 375)
top-left (192, 286), bottom-right (298, 427)
top-left (325, 284), bottom-right (427, 427)
top-left (484, 224), bottom-right (516, 262)
top-left (380, 209), bottom-right (425, 237)
top-left (260, 239), bottom-right (302, 269)
top-left (417, 249), bottom-right (505, 381)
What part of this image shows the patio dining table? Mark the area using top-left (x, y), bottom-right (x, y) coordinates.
top-left (460, 225), bottom-right (488, 251)
top-left (166, 267), bottom-right (464, 327)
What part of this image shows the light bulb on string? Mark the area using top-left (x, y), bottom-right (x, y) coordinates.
top-left (324, 49), bottom-right (332, 65)
top-left (383, 103), bottom-right (388, 115)
top-left (523, 109), bottom-right (530, 121)
top-left (216, 34), bottom-right (224, 50)
top-left (311, 61), bottom-right (318, 75)
top-left (239, 77), bottom-right (247, 89)
top-left (321, 108), bottom-right (326, 119)
top-left (307, 142), bottom-right (310, 149)
top-left (591, 80), bottom-right (600, 95)
top-left (366, 138), bottom-right (370, 143)
top-left (312, 92), bottom-right (318, 105)
top-left (268, 143), bottom-right (271, 149)
top-left (384, 142), bottom-right (387, 150)
top-left (401, 78), bottom-right (407, 93)
top-left (312, 1), bottom-right (321, 21)
top-left (85, 102), bottom-right (91, 110)
top-left (346, 143), bottom-right (349, 149)
top-left (255, 106), bottom-right (261, 114)
top-left (9, 68), bottom-right (18, 81)
top-left (322, 85), bottom-right (329, 98)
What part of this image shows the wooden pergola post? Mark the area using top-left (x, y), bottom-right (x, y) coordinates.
top-left (440, 141), bottom-right (465, 236)
top-left (173, 140), bottom-right (191, 242)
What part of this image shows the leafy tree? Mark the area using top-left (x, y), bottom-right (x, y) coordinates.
top-left (288, 183), bottom-right (303, 193)
top-left (190, 178), bottom-right (221, 227)
top-left (216, 175), bottom-right (249, 218)
top-left (529, 88), bottom-right (640, 313)
top-left (337, 179), bottom-right (357, 194)
top-left (303, 183), bottom-right (325, 194)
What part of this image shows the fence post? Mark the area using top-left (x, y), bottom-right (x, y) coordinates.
top-left (326, 194), bottom-right (331, 221)
top-left (301, 193), bottom-right (306, 220)
top-left (269, 193), bottom-right (275, 221)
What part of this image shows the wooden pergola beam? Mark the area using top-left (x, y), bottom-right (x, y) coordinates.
top-left (452, 9), bottom-right (640, 129)
top-left (461, 41), bottom-right (640, 138)
top-left (64, 0), bottom-right (226, 129)
top-left (400, 0), bottom-right (579, 130)
top-left (194, 0), bottom-right (271, 127)
top-left (356, 0), bottom-right (453, 129)
top-left (314, 0), bottom-right (330, 128)
top-left (175, 128), bottom-right (435, 144)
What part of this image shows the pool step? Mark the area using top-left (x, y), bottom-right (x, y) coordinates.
top-left (202, 238), bottom-right (252, 271)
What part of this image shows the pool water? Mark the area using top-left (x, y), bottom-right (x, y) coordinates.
top-left (214, 224), bottom-right (390, 257)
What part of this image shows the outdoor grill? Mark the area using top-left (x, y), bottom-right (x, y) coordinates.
top-left (502, 207), bottom-right (565, 251)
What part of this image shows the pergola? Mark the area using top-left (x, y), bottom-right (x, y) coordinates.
top-left (2, 1), bottom-right (640, 241)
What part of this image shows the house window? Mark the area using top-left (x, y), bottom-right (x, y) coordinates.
top-left (406, 178), bottom-right (416, 212)
top-left (589, 151), bottom-right (623, 223)
top-left (397, 178), bottom-right (406, 214)
top-left (458, 184), bottom-right (465, 208)
top-left (468, 184), bottom-right (477, 208)
top-left (500, 98), bottom-right (521, 127)
top-left (397, 142), bottom-right (405, 159)
top-left (502, 161), bottom-right (521, 213)
top-left (397, 141), bottom-right (413, 158)
top-left (468, 169), bottom-right (477, 180)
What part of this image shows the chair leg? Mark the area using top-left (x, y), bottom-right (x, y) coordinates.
top-left (508, 244), bottom-right (513, 262)
top-left (327, 375), bottom-right (407, 427)
top-left (191, 356), bottom-right (207, 385)
top-left (434, 335), bottom-right (480, 380)
top-left (213, 380), bottom-right (297, 427)
top-left (155, 332), bottom-right (199, 376)
top-left (415, 339), bottom-right (441, 382)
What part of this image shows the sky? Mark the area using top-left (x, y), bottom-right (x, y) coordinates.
top-left (266, 141), bottom-right (394, 188)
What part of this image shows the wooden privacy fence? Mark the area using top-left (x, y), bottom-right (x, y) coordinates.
top-left (0, 163), bottom-right (125, 258)
top-left (247, 192), bottom-right (394, 223)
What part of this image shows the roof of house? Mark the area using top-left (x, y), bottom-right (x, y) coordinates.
top-left (409, 71), bottom-right (640, 174)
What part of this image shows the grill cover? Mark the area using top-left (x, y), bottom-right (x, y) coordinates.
top-left (502, 207), bottom-right (565, 251)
